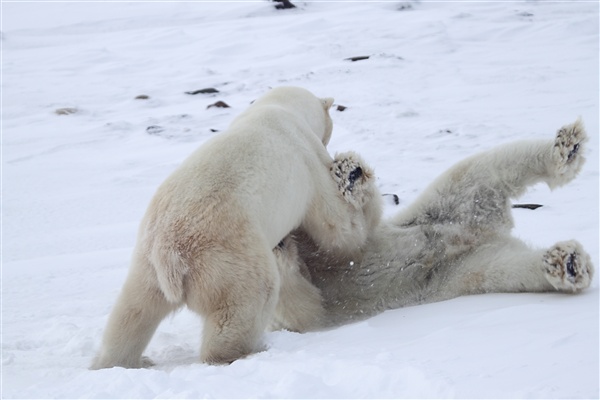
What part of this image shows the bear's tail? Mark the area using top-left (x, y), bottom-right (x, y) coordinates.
top-left (153, 252), bottom-right (187, 304)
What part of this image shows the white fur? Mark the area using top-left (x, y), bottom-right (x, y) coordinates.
top-left (283, 118), bottom-right (594, 327)
top-left (91, 86), bottom-right (381, 369)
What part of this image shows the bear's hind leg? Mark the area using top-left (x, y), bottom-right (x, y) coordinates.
top-left (542, 240), bottom-right (594, 293)
top-left (546, 118), bottom-right (587, 188)
top-left (393, 119), bottom-right (588, 230)
top-left (91, 254), bottom-right (180, 369)
top-left (187, 250), bottom-right (279, 365)
top-left (439, 236), bottom-right (594, 298)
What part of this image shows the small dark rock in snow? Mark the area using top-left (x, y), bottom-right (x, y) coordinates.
top-left (512, 203), bottom-right (543, 210)
top-left (186, 88), bottom-right (219, 95)
top-left (383, 193), bottom-right (400, 205)
top-left (345, 56), bottom-right (370, 62)
top-left (55, 107), bottom-right (78, 115)
top-left (210, 129), bottom-right (219, 133)
top-left (273, 0), bottom-right (296, 10)
top-left (207, 101), bottom-right (231, 109)
top-left (517, 11), bottom-right (534, 18)
top-left (135, 94), bottom-right (150, 100)
top-left (336, 105), bottom-right (347, 112)
top-left (146, 125), bottom-right (165, 135)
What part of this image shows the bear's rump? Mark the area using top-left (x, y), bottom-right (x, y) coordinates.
top-left (144, 214), bottom-right (278, 304)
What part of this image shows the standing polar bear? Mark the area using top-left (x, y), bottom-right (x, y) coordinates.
top-left (275, 118), bottom-right (594, 328)
top-left (91, 86), bottom-right (381, 369)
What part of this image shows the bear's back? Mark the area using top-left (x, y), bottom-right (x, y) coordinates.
top-left (143, 103), bottom-right (321, 249)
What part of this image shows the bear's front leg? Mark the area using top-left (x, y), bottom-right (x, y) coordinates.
top-left (270, 235), bottom-right (325, 332)
top-left (302, 150), bottom-right (382, 252)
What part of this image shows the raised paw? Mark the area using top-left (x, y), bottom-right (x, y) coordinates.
top-left (542, 240), bottom-right (594, 293)
top-left (551, 118), bottom-right (588, 186)
top-left (331, 151), bottom-right (375, 208)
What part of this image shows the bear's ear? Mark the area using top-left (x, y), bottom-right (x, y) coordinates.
top-left (321, 97), bottom-right (335, 110)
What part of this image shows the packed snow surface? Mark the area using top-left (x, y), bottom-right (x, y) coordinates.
top-left (2, 1), bottom-right (598, 398)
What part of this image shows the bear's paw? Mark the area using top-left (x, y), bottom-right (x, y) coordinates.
top-left (542, 240), bottom-right (593, 293)
top-left (331, 151), bottom-right (375, 208)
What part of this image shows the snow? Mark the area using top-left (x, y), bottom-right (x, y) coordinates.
top-left (2, 1), bottom-right (598, 398)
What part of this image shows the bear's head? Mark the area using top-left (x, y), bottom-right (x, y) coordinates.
top-left (255, 86), bottom-right (335, 147)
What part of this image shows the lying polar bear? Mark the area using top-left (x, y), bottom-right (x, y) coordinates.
top-left (273, 118), bottom-right (594, 330)
top-left (91, 86), bottom-right (380, 369)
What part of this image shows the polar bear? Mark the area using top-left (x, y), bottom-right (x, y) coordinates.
top-left (275, 118), bottom-right (594, 329)
top-left (91, 86), bottom-right (382, 369)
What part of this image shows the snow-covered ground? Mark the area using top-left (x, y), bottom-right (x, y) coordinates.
top-left (2, 1), bottom-right (598, 398)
